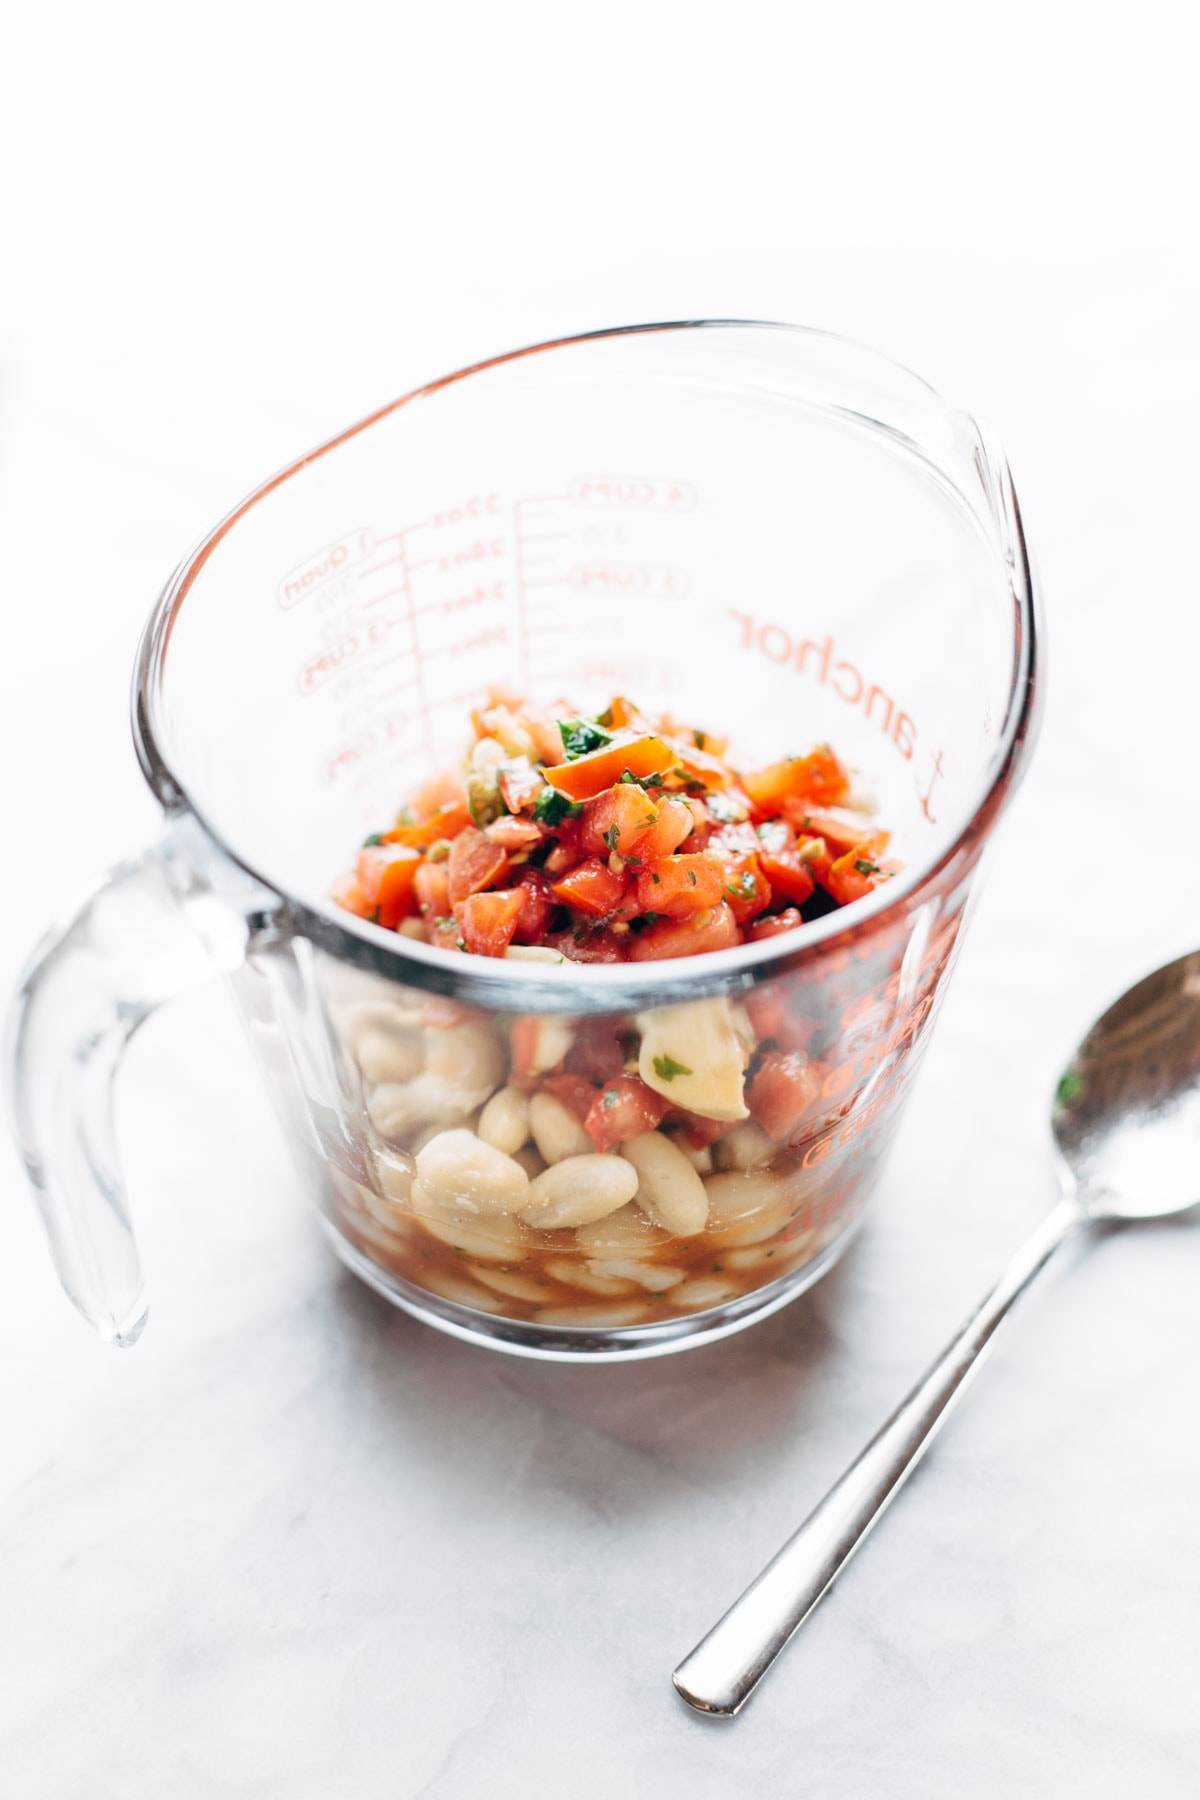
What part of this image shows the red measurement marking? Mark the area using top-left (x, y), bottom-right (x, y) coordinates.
top-left (407, 538), bottom-right (505, 574)
top-left (278, 528), bottom-right (374, 610)
top-left (413, 580), bottom-right (507, 618)
top-left (568, 475), bottom-right (697, 512)
top-left (567, 563), bottom-right (689, 598)
top-left (297, 616), bottom-right (397, 694)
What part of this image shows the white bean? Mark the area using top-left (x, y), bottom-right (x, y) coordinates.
top-left (529, 1092), bottom-right (593, 1164)
top-left (520, 1154), bottom-right (639, 1229)
top-left (420, 1270), bottom-right (512, 1314)
top-left (714, 1121), bottom-right (777, 1172)
top-left (424, 1019), bottom-right (506, 1098)
top-left (588, 1258), bottom-right (685, 1293)
top-left (412, 1128), bottom-right (530, 1217)
top-left (416, 1210), bottom-right (531, 1261)
top-left (544, 1256), bottom-right (637, 1297)
top-left (355, 1028), bottom-right (423, 1086)
top-left (620, 1131), bottom-right (709, 1236)
top-left (671, 1276), bottom-right (738, 1310)
top-left (574, 1204), bottom-right (671, 1257)
top-left (703, 1169), bottom-right (794, 1244)
top-left (504, 945), bottom-right (567, 965)
top-left (516, 1015), bottom-right (574, 1074)
top-left (372, 1153), bottom-right (413, 1206)
top-left (533, 1301), bottom-right (650, 1327)
top-left (477, 1085), bottom-right (531, 1155)
top-left (470, 1265), bottom-right (549, 1303)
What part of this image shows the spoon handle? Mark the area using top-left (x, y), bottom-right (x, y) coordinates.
top-left (672, 1195), bottom-right (1082, 1717)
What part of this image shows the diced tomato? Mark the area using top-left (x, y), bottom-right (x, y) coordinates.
top-left (584, 1073), bottom-right (669, 1151)
top-left (627, 902), bottom-right (740, 960)
top-left (707, 820), bottom-right (760, 861)
top-left (580, 782), bottom-right (661, 858)
top-left (549, 926), bottom-right (626, 963)
top-left (744, 987), bottom-right (819, 1052)
top-left (484, 815), bottom-right (543, 851)
top-left (747, 906), bottom-right (805, 942)
top-left (673, 1110), bottom-right (736, 1149)
top-left (410, 769), bottom-right (465, 820)
top-left (375, 853), bottom-right (421, 928)
top-left (757, 848), bottom-right (816, 908)
top-left (414, 861), bottom-right (450, 918)
top-left (508, 868), bottom-right (556, 944)
top-left (825, 844), bottom-right (900, 907)
top-left (498, 759), bottom-right (544, 813)
top-left (542, 817), bottom-right (585, 875)
top-left (795, 835), bottom-right (834, 887)
top-left (541, 1071), bottom-right (600, 1119)
top-left (331, 873), bottom-right (373, 919)
top-left (781, 804), bottom-right (885, 855)
top-left (672, 740), bottom-right (733, 789)
top-left (565, 1017), bottom-right (630, 1084)
top-left (454, 888), bottom-right (526, 957)
top-left (744, 748), bottom-right (850, 815)
top-left (447, 826), bottom-right (508, 905)
top-left (605, 694), bottom-right (647, 730)
top-left (637, 851), bottom-right (726, 918)
top-left (720, 852), bottom-right (773, 925)
top-left (748, 1051), bottom-right (822, 1140)
top-left (632, 795), bottom-right (694, 861)
top-left (385, 798), bottom-right (471, 849)
top-left (511, 1016), bottom-right (569, 1078)
top-left (542, 734), bottom-right (676, 801)
top-left (551, 857), bottom-right (627, 917)
top-left (430, 914), bottom-right (464, 952)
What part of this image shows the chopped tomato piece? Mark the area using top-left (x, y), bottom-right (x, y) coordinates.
top-left (781, 804), bottom-right (886, 855)
top-left (355, 843), bottom-right (420, 917)
top-left (410, 769), bottom-right (465, 820)
top-left (414, 861), bottom-right (450, 919)
top-left (498, 760), bottom-right (545, 813)
top-left (511, 1016), bottom-right (570, 1078)
top-left (580, 782), bottom-right (660, 858)
top-left (542, 817), bottom-right (585, 875)
top-left (385, 798), bottom-right (471, 849)
top-left (748, 1051), bottom-right (822, 1140)
top-left (509, 868), bottom-right (556, 944)
top-left (673, 740), bottom-right (733, 789)
top-left (673, 1111), bottom-right (736, 1149)
top-left (542, 1071), bottom-right (602, 1119)
top-left (627, 902), bottom-right (739, 960)
top-left (825, 844), bottom-right (900, 906)
top-left (720, 852), bottom-right (773, 925)
top-left (429, 914), bottom-right (464, 952)
top-left (605, 694), bottom-right (650, 730)
top-left (484, 815), bottom-right (543, 850)
top-left (757, 848), bottom-right (815, 908)
top-left (331, 873), bottom-right (372, 919)
top-left (747, 906), bottom-right (805, 942)
top-left (542, 734), bottom-right (676, 801)
top-left (447, 826), bottom-right (508, 905)
top-left (565, 1018), bottom-right (631, 1084)
top-left (549, 926), bottom-right (626, 962)
top-left (550, 857), bottom-right (627, 917)
top-left (454, 888), bottom-right (526, 957)
top-left (744, 747), bottom-right (850, 814)
top-left (584, 1074), bottom-right (669, 1151)
top-left (632, 795), bottom-right (694, 861)
top-left (636, 851), bottom-right (725, 918)
top-left (744, 988), bottom-right (819, 1052)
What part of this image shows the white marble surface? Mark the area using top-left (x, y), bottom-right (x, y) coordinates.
top-left (4, 159), bottom-right (1200, 1798)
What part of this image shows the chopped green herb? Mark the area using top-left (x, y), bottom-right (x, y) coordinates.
top-left (642, 772), bottom-right (668, 789)
top-left (532, 787), bottom-right (583, 826)
top-left (362, 832), bottom-right (384, 847)
top-left (618, 769), bottom-right (638, 784)
top-left (369, 906), bottom-right (381, 923)
top-left (694, 730), bottom-right (709, 751)
top-left (624, 855), bottom-right (643, 870)
top-left (652, 1053), bottom-right (693, 1081)
top-left (601, 1088), bottom-right (619, 1110)
top-left (394, 806), bottom-right (416, 826)
top-left (1055, 1070), bottom-right (1084, 1109)
top-left (726, 873), bottom-right (757, 901)
top-left (854, 858), bottom-right (881, 876)
top-left (651, 871), bottom-right (661, 885)
top-left (558, 717), bottom-right (615, 759)
top-left (688, 868), bottom-right (698, 886)
top-left (604, 823), bottom-right (620, 855)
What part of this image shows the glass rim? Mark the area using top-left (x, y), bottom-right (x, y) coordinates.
top-left (132, 318), bottom-right (1042, 1012)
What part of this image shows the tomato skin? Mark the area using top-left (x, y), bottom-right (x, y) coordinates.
top-left (551, 857), bottom-right (627, 917)
top-left (628, 902), bottom-right (739, 960)
top-left (637, 851), bottom-right (725, 918)
top-left (376, 853), bottom-right (421, 927)
top-left (748, 1051), bottom-right (822, 1140)
top-left (542, 1072), bottom-right (601, 1118)
top-left (757, 849), bottom-right (815, 908)
top-left (549, 926), bottom-right (626, 963)
top-left (331, 873), bottom-right (373, 919)
top-left (580, 783), bottom-right (660, 858)
top-left (780, 804), bottom-right (883, 856)
top-left (498, 759), bottom-right (544, 813)
top-left (744, 748), bottom-right (850, 814)
top-left (584, 1074), bottom-right (669, 1151)
top-left (632, 795), bottom-right (694, 861)
top-left (385, 798), bottom-right (471, 849)
top-left (484, 815), bottom-right (543, 850)
top-left (455, 888), bottom-right (526, 956)
top-left (542, 734), bottom-right (676, 801)
top-left (746, 906), bottom-right (805, 942)
top-left (673, 1110), bottom-right (736, 1149)
top-left (542, 817), bottom-right (585, 875)
top-left (509, 868), bottom-right (556, 944)
top-left (447, 826), bottom-right (508, 905)
top-left (565, 1018), bottom-right (630, 1084)
top-left (825, 844), bottom-right (898, 906)
top-left (720, 851), bottom-right (773, 925)
top-left (673, 741), bottom-right (733, 789)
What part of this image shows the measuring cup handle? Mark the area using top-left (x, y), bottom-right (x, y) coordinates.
top-left (5, 817), bottom-right (260, 1345)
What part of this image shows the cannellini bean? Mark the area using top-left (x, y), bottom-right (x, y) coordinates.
top-left (504, 945), bottom-right (567, 965)
top-left (619, 1131), bottom-right (709, 1236)
top-left (544, 1256), bottom-right (637, 1297)
top-left (671, 1276), bottom-right (739, 1310)
top-left (516, 1015), bottom-right (574, 1074)
top-left (636, 998), bottom-right (749, 1121)
top-left (574, 1204), bottom-right (671, 1257)
top-left (529, 1092), bottom-right (593, 1164)
top-left (372, 1153), bottom-right (414, 1206)
top-left (588, 1258), bottom-right (685, 1293)
top-left (714, 1121), bottom-right (777, 1172)
top-left (397, 918), bottom-right (428, 941)
top-left (533, 1301), bottom-right (650, 1327)
top-left (520, 1154), bottom-right (639, 1228)
top-left (355, 1027), bottom-right (424, 1087)
top-left (477, 1085), bottom-right (531, 1155)
top-left (424, 1019), bottom-right (506, 1097)
top-left (340, 999), bottom-right (424, 1049)
top-left (416, 1209), bottom-right (532, 1261)
top-left (470, 1265), bottom-right (550, 1303)
top-left (672, 1137), bottom-right (714, 1174)
top-left (420, 1270), bottom-right (512, 1314)
top-left (512, 1144), bottom-right (548, 1179)
top-left (703, 1169), bottom-right (795, 1244)
top-left (412, 1128), bottom-right (530, 1217)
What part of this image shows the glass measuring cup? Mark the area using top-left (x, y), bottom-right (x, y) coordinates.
top-left (6, 321), bottom-right (1040, 1359)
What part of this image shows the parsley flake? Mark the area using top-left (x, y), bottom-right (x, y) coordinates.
top-left (652, 1053), bottom-right (693, 1081)
top-left (533, 787), bottom-right (582, 827)
top-left (558, 718), bottom-right (615, 759)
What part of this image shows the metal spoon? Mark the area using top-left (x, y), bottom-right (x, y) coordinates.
top-left (673, 948), bottom-right (1200, 1717)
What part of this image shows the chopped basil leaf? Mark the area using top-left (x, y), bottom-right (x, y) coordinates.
top-left (651, 872), bottom-right (661, 884)
top-left (532, 787), bottom-right (582, 826)
top-left (618, 769), bottom-right (638, 784)
top-left (604, 823), bottom-right (620, 855)
top-left (1055, 1070), bottom-right (1084, 1109)
top-left (853, 858), bottom-right (880, 876)
top-left (362, 832), bottom-right (384, 847)
top-left (652, 1053), bottom-right (693, 1081)
top-left (687, 868), bottom-right (698, 886)
top-left (558, 717), bottom-right (615, 759)
top-left (642, 772), bottom-right (668, 789)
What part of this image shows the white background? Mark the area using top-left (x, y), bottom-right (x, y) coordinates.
top-left (2, 5), bottom-right (1199, 1796)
